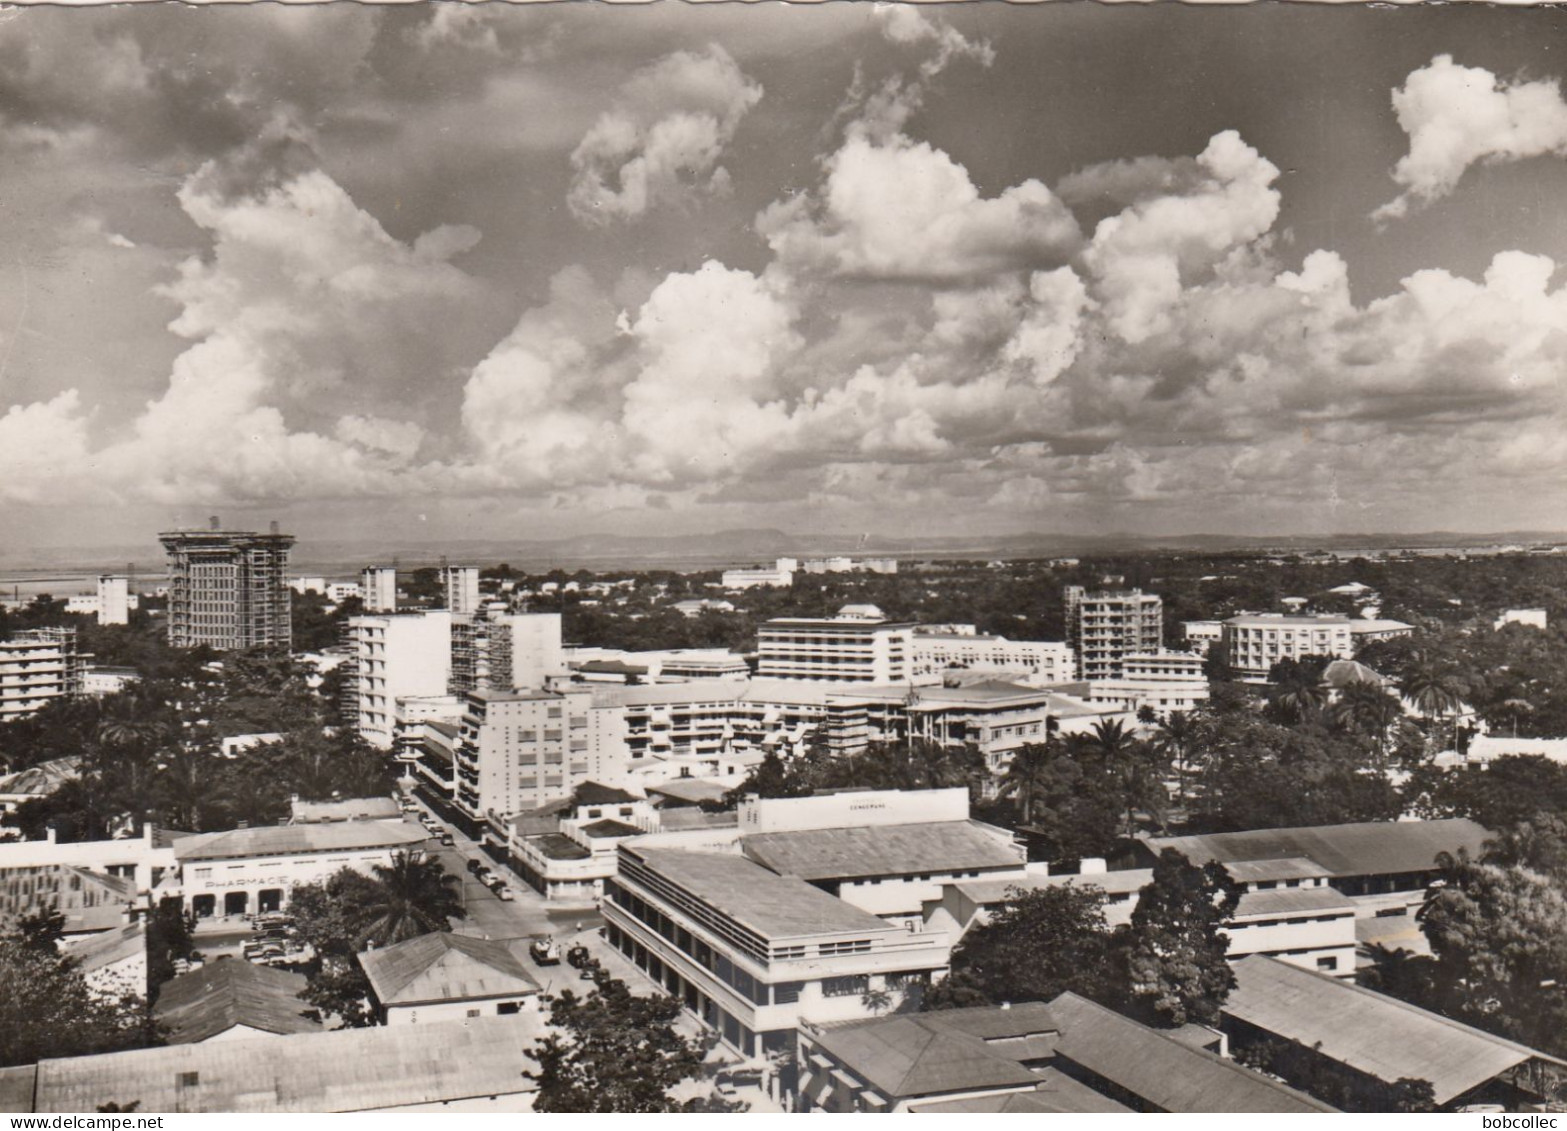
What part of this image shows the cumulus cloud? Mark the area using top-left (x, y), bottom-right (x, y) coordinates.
top-left (1376, 55), bottom-right (1567, 221)
top-left (566, 45), bottom-right (762, 226)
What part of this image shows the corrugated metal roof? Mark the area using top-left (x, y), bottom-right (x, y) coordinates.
top-left (1047, 992), bottom-right (1336, 1113)
top-left (0, 1064), bottom-right (37, 1113)
top-left (63, 920), bottom-right (147, 973)
top-left (648, 778), bottom-right (731, 804)
top-left (32, 1013), bottom-right (543, 1112)
top-left (359, 932), bottom-right (539, 1007)
top-left (1144, 819), bottom-right (1489, 880)
top-left (153, 959), bottom-right (321, 1044)
top-left (628, 848), bottom-right (897, 941)
top-left (810, 1014), bottom-right (1047, 1100)
top-left (741, 820), bottom-right (1022, 882)
top-left (1225, 956), bottom-right (1565, 1105)
top-left (0, 757), bottom-right (81, 798)
top-left (908, 1069), bottom-right (1133, 1113)
top-left (655, 808), bottom-right (738, 832)
top-left (174, 821), bottom-right (429, 861)
top-left (1224, 857), bottom-right (1331, 883)
top-left (289, 797), bottom-right (400, 823)
top-left (955, 869), bottom-right (1152, 907)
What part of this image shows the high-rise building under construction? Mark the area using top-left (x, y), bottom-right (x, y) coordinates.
top-left (159, 518), bottom-right (296, 651)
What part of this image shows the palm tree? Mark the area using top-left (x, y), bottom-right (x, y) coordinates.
top-left (357, 851), bottom-right (465, 947)
top-left (1333, 681), bottom-right (1403, 761)
top-left (998, 741), bottom-right (1054, 828)
top-left (1150, 712), bottom-right (1201, 799)
top-left (1086, 719), bottom-right (1156, 838)
top-left (1402, 656), bottom-right (1465, 748)
top-left (1272, 672), bottom-right (1329, 722)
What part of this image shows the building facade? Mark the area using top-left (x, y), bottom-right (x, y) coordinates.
top-left (1085, 651), bottom-right (1210, 717)
top-left (1221, 614), bottom-right (1354, 681)
top-left (442, 565), bottom-right (480, 615)
top-left (346, 611), bottom-right (453, 750)
top-left (0, 628), bottom-right (85, 721)
top-left (359, 566), bottom-right (398, 613)
top-left (1064, 587), bottom-right (1163, 680)
top-left (450, 611), bottom-right (564, 696)
top-left (910, 630), bottom-right (1075, 686)
top-left (159, 524), bottom-right (295, 650)
top-left (96, 576), bottom-right (129, 626)
top-left (757, 617), bottom-right (914, 682)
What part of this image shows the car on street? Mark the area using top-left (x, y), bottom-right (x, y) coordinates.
top-left (529, 937), bottom-right (561, 966)
top-left (466, 859), bottom-right (483, 874)
top-left (566, 944), bottom-right (591, 969)
top-left (495, 886), bottom-right (514, 901)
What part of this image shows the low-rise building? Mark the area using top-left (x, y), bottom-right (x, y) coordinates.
top-left (1495, 608), bottom-right (1548, 631)
top-left (1221, 614), bottom-right (1355, 681)
top-left (359, 932), bottom-right (540, 1025)
top-left (1348, 618), bottom-right (1414, 645)
top-left (721, 559), bottom-right (796, 590)
top-left (173, 821), bottom-right (431, 919)
top-left (1085, 651), bottom-right (1209, 718)
top-left (0, 756), bottom-right (81, 814)
top-left (1181, 621), bottom-right (1223, 657)
top-left (1223, 955), bottom-right (1567, 1111)
top-left (605, 845), bottom-right (951, 1059)
top-left (63, 920), bottom-right (148, 1001)
top-left (153, 959), bottom-right (320, 1044)
top-left (0, 822), bottom-right (183, 909)
top-left (289, 797), bottom-right (402, 824)
top-left (911, 630), bottom-right (1075, 687)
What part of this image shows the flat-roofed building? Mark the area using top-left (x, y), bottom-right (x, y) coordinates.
top-left (1348, 618), bottom-right (1413, 644)
top-left (159, 523), bottom-right (294, 651)
top-left (1223, 955), bottom-right (1567, 1111)
top-left (441, 565), bottom-right (480, 616)
top-left (345, 611), bottom-right (452, 750)
top-left (911, 630), bottom-right (1075, 686)
top-left (605, 845), bottom-right (951, 1059)
top-left (0, 628), bottom-right (85, 721)
top-left (1085, 650), bottom-right (1209, 718)
top-left (1182, 620), bottom-right (1223, 656)
top-left (96, 575), bottom-right (129, 626)
top-left (173, 821), bottom-right (431, 920)
top-left (1064, 587), bottom-right (1163, 681)
top-left (359, 566), bottom-right (397, 613)
top-left (450, 611), bottom-right (564, 695)
top-left (1221, 614), bottom-right (1354, 682)
top-left (757, 616), bottom-right (914, 683)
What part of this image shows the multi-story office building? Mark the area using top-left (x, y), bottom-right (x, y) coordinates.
top-left (359, 566), bottom-right (397, 613)
top-left (159, 522), bottom-right (295, 650)
top-left (1182, 620), bottom-right (1223, 656)
top-left (442, 565), bottom-right (480, 615)
top-left (757, 616), bottom-right (914, 683)
top-left (910, 630), bottom-right (1075, 686)
top-left (452, 689), bottom-right (626, 826)
top-left (1221, 614), bottom-right (1354, 682)
top-left (450, 611), bottom-right (564, 695)
top-left (0, 628), bottom-right (85, 721)
top-left (345, 611), bottom-right (453, 749)
top-left (1085, 650), bottom-right (1210, 717)
top-left (605, 845), bottom-right (951, 1059)
top-left (96, 576), bottom-right (129, 626)
top-left (1063, 586), bottom-right (1163, 680)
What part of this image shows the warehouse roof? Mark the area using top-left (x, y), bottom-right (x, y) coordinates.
top-left (30, 1013), bottom-right (543, 1112)
top-left (174, 821), bottom-right (429, 861)
top-left (1225, 956), bottom-right (1566, 1106)
top-left (1143, 819), bottom-right (1488, 880)
top-left (908, 1069), bottom-right (1133, 1113)
top-left (359, 932), bottom-right (539, 1008)
top-left (1047, 992), bottom-right (1335, 1113)
top-left (289, 797), bottom-right (401, 824)
top-left (742, 820), bottom-right (1022, 882)
top-left (1234, 886), bottom-right (1354, 918)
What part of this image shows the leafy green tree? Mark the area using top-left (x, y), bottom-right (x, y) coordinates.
top-left (1406, 755), bottom-right (1567, 829)
top-left (356, 851), bottom-right (465, 946)
top-left (527, 961), bottom-right (711, 1112)
top-left (145, 898), bottom-right (195, 1001)
top-left (997, 742), bottom-right (1054, 828)
top-left (1123, 849), bottom-right (1240, 1028)
top-left (926, 884), bottom-right (1125, 1011)
top-left (0, 923), bottom-right (152, 1067)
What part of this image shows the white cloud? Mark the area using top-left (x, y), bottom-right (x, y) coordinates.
top-left (1376, 55), bottom-right (1567, 221)
top-left (567, 45), bottom-right (762, 226)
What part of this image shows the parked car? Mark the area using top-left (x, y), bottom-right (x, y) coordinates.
top-left (566, 944), bottom-right (591, 969)
top-left (466, 859), bottom-right (483, 874)
top-left (440, 834), bottom-right (455, 846)
top-left (529, 937), bottom-right (561, 966)
top-left (495, 886), bottom-right (514, 902)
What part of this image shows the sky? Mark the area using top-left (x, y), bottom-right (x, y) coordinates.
top-left (2, 2), bottom-right (1567, 552)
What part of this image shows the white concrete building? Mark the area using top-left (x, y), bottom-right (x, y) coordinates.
top-left (0, 628), bottom-right (85, 721)
top-left (1182, 620), bottom-right (1224, 656)
top-left (1349, 618), bottom-right (1414, 644)
top-left (359, 566), bottom-right (398, 613)
top-left (721, 559), bottom-right (796, 589)
top-left (1064, 587), bottom-right (1163, 680)
top-left (1086, 650), bottom-right (1209, 717)
top-left (757, 615), bottom-right (914, 683)
top-left (360, 932), bottom-right (540, 1025)
top-left (1496, 608), bottom-right (1548, 631)
top-left (910, 630), bottom-right (1075, 686)
top-left (442, 565), bottom-right (481, 615)
top-left (1221, 614), bottom-right (1354, 681)
top-left (289, 577), bottom-right (327, 596)
top-left (346, 611), bottom-right (453, 750)
top-left (450, 611), bottom-right (564, 695)
top-left (96, 576), bottom-right (130, 626)
top-left (174, 821), bottom-right (431, 918)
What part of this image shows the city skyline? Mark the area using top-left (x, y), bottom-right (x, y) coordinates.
top-left (2, 4), bottom-right (1567, 550)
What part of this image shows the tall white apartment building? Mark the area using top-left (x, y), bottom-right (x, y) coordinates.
top-left (452, 689), bottom-right (626, 822)
top-left (96, 576), bottom-right (129, 626)
top-left (1064, 587), bottom-right (1163, 681)
top-left (442, 566), bottom-right (481, 615)
top-left (1221, 614), bottom-right (1354, 682)
top-left (346, 611), bottom-right (453, 749)
top-left (0, 628), bottom-right (85, 721)
top-left (359, 566), bottom-right (398, 613)
top-left (1085, 651), bottom-right (1209, 717)
top-left (757, 616), bottom-right (914, 683)
top-left (450, 611), bottom-right (564, 695)
top-left (911, 630), bottom-right (1075, 686)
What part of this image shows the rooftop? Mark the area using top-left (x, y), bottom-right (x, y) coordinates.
top-left (957, 869), bottom-right (1152, 907)
top-left (907, 1068), bottom-right (1133, 1113)
top-left (289, 797), bottom-right (401, 824)
top-left (153, 958), bottom-right (320, 1044)
top-left (1226, 956), bottom-right (1567, 1106)
top-left (0, 757), bottom-right (82, 798)
top-left (647, 778), bottom-right (732, 805)
top-left (573, 782), bottom-right (642, 806)
top-left (29, 1013), bottom-right (543, 1112)
top-left (656, 808), bottom-right (739, 832)
top-left (578, 818), bottom-right (644, 839)
top-left (626, 848), bottom-right (896, 941)
top-left (1224, 614), bottom-right (1352, 627)
top-left (174, 821), bottom-right (429, 862)
top-left (62, 920), bottom-right (147, 974)
top-left (1222, 857), bottom-right (1332, 884)
top-left (742, 820), bottom-right (1022, 882)
top-left (1233, 885), bottom-right (1354, 918)
top-left (1143, 819), bottom-right (1490, 880)
top-left (358, 931), bottom-right (539, 1007)
top-left (528, 833), bottom-right (592, 861)
top-left (1047, 992), bottom-right (1335, 1113)
top-left (1320, 659), bottom-right (1390, 689)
